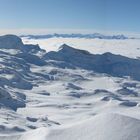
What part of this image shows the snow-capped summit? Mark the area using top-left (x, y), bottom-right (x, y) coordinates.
top-left (0, 35), bottom-right (23, 49)
top-left (0, 35), bottom-right (45, 57)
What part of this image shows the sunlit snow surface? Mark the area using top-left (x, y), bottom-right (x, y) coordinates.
top-left (0, 36), bottom-right (140, 140)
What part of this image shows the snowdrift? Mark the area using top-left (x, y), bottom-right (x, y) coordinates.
top-left (1, 113), bottom-right (140, 140)
top-left (43, 113), bottom-right (140, 140)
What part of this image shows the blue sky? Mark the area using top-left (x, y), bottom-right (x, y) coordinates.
top-left (0, 0), bottom-right (140, 34)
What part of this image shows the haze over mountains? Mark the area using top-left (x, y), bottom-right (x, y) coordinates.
top-left (0, 35), bottom-right (140, 140)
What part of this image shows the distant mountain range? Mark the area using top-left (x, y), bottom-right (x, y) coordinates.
top-left (21, 33), bottom-right (131, 40)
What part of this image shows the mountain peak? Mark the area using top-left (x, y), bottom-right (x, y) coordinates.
top-left (0, 34), bottom-right (23, 49)
top-left (59, 43), bottom-right (72, 50)
top-left (59, 44), bottom-right (90, 55)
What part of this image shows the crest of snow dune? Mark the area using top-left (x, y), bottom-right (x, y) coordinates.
top-left (19, 113), bottom-right (140, 140)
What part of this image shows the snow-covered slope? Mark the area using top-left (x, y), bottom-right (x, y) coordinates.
top-left (19, 113), bottom-right (140, 140)
top-left (0, 35), bottom-right (140, 140)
